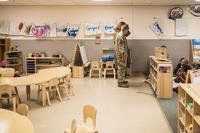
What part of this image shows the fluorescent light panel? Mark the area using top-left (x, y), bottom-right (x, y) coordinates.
top-left (0, 0), bottom-right (9, 1)
top-left (93, 0), bottom-right (112, 1)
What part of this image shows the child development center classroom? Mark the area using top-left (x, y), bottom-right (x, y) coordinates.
top-left (1, 0), bottom-right (200, 133)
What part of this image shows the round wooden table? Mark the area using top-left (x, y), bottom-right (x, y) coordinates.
top-left (0, 109), bottom-right (34, 133)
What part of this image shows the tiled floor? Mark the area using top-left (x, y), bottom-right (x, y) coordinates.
top-left (16, 74), bottom-right (172, 133)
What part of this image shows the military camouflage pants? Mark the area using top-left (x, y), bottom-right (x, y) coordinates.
top-left (118, 67), bottom-right (126, 84)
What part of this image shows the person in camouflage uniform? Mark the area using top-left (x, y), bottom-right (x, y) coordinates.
top-left (115, 24), bottom-right (130, 88)
top-left (113, 22), bottom-right (126, 78)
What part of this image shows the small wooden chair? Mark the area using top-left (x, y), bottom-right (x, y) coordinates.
top-left (0, 85), bottom-right (17, 111)
top-left (83, 105), bottom-right (97, 128)
top-left (46, 77), bottom-right (62, 106)
top-left (17, 104), bottom-right (29, 116)
top-left (58, 75), bottom-right (70, 100)
top-left (64, 119), bottom-right (77, 133)
top-left (37, 81), bottom-right (49, 107)
top-left (1, 68), bottom-right (15, 77)
top-left (89, 60), bottom-right (101, 78)
top-left (104, 61), bottom-right (116, 79)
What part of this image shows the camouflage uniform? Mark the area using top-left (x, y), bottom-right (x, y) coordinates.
top-left (115, 32), bottom-right (128, 84)
top-left (113, 27), bottom-right (121, 72)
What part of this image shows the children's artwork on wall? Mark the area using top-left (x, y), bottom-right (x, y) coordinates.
top-left (56, 23), bottom-right (80, 37)
top-left (29, 24), bottom-right (51, 37)
top-left (0, 21), bottom-right (10, 34)
top-left (85, 22), bottom-right (101, 36)
top-left (191, 39), bottom-right (200, 63)
top-left (175, 19), bottom-right (188, 37)
top-left (104, 21), bottom-right (115, 34)
top-left (9, 22), bottom-right (28, 35)
top-left (49, 23), bottom-right (57, 37)
top-left (149, 20), bottom-right (164, 38)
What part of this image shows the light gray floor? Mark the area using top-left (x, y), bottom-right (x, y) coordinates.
top-left (15, 74), bottom-right (172, 133)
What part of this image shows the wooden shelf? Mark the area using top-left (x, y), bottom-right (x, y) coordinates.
top-left (149, 56), bottom-right (173, 98)
top-left (26, 57), bottom-right (64, 74)
top-left (178, 84), bottom-right (200, 133)
top-left (5, 50), bottom-right (23, 73)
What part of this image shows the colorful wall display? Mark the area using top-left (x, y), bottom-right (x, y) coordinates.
top-left (149, 21), bottom-right (164, 38)
top-left (29, 24), bottom-right (52, 37)
top-left (85, 22), bottom-right (101, 36)
top-left (56, 23), bottom-right (80, 37)
top-left (192, 39), bottom-right (200, 63)
top-left (104, 21), bottom-right (115, 34)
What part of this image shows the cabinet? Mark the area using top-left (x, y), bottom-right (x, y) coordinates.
top-left (178, 84), bottom-right (200, 133)
top-left (149, 56), bottom-right (173, 98)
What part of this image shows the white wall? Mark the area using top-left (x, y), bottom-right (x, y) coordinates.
top-left (0, 5), bottom-right (200, 39)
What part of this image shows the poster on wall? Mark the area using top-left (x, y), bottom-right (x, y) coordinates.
top-left (175, 19), bottom-right (188, 37)
top-left (0, 20), bottom-right (10, 34)
top-left (191, 39), bottom-right (200, 63)
top-left (85, 22), bottom-right (101, 36)
top-left (56, 23), bottom-right (80, 37)
top-left (104, 21), bottom-right (115, 34)
top-left (149, 21), bottom-right (164, 38)
top-left (29, 24), bottom-right (52, 37)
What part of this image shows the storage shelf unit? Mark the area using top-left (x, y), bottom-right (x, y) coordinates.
top-left (149, 56), bottom-right (173, 98)
top-left (178, 84), bottom-right (200, 133)
top-left (5, 51), bottom-right (23, 73)
top-left (0, 38), bottom-right (10, 62)
top-left (26, 57), bottom-right (64, 74)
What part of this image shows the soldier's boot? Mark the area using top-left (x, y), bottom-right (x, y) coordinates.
top-left (118, 83), bottom-right (129, 88)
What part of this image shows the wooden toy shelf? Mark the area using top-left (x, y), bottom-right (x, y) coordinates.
top-left (26, 57), bottom-right (64, 74)
top-left (178, 84), bottom-right (200, 133)
top-left (149, 56), bottom-right (173, 98)
top-left (5, 51), bottom-right (23, 73)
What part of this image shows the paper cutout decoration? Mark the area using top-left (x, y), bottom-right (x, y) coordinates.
top-left (188, 5), bottom-right (200, 17)
top-left (175, 19), bottom-right (188, 37)
top-left (150, 21), bottom-right (164, 38)
top-left (169, 7), bottom-right (184, 20)
top-left (29, 24), bottom-right (51, 37)
top-left (56, 23), bottom-right (80, 37)
top-left (85, 22), bottom-right (101, 36)
top-left (104, 21), bottom-right (115, 34)
top-left (0, 21), bottom-right (10, 34)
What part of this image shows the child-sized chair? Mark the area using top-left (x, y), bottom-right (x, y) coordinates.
top-left (104, 61), bottom-right (116, 79)
top-left (89, 60), bottom-right (101, 78)
top-left (17, 104), bottom-right (29, 116)
top-left (83, 105), bottom-right (97, 128)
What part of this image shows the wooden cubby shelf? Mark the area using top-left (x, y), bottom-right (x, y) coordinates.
top-left (149, 56), bottom-right (173, 98)
top-left (178, 84), bottom-right (200, 133)
top-left (26, 57), bottom-right (64, 74)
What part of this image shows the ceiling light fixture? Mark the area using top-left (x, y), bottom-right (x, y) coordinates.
top-left (196, 0), bottom-right (200, 1)
top-left (93, 0), bottom-right (112, 2)
top-left (0, 0), bottom-right (9, 1)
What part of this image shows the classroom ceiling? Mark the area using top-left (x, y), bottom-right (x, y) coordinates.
top-left (0, 0), bottom-right (199, 5)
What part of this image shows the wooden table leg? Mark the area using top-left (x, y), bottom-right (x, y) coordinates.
top-left (14, 87), bottom-right (21, 103)
top-left (41, 86), bottom-right (46, 107)
top-left (26, 85), bottom-right (31, 100)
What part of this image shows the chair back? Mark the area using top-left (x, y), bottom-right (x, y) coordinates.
top-left (71, 119), bottom-right (77, 133)
top-left (0, 85), bottom-right (13, 98)
top-left (1, 68), bottom-right (15, 77)
top-left (49, 77), bottom-right (59, 90)
top-left (83, 105), bottom-right (97, 127)
top-left (17, 104), bottom-right (29, 116)
top-left (106, 61), bottom-right (114, 69)
top-left (91, 60), bottom-right (100, 69)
